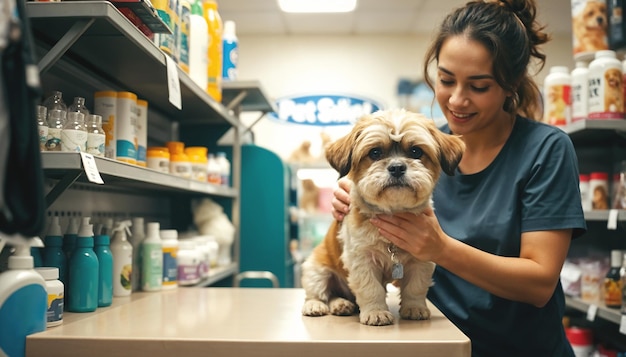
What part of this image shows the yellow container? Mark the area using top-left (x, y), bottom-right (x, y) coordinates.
top-left (185, 146), bottom-right (208, 182)
top-left (170, 151), bottom-right (191, 178)
top-left (93, 91), bottom-right (117, 159)
top-left (147, 147), bottom-right (170, 173)
top-left (166, 141), bottom-right (185, 155)
top-left (203, 0), bottom-right (223, 102)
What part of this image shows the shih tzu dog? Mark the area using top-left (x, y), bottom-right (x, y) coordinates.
top-left (301, 109), bottom-right (465, 326)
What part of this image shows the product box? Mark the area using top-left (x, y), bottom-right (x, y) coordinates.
top-left (572, 0), bottom-right (610, 61)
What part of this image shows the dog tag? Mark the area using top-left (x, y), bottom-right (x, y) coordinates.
top-left (392, 262), bottom-right (404, 279)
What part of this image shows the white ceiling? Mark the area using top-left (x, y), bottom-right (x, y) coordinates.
top-left (217, 0), bottom-right (572, 36)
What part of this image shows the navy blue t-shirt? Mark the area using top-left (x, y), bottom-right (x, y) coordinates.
top-left (429, 116), bottom-right (587, 357)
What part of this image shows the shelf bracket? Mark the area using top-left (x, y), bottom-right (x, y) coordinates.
top-left (38, 18), bottom-right (96, 74)
top-left (224, 90), bottom-right (248, 112)
top-left (45, 171), bottom-right (82, 208)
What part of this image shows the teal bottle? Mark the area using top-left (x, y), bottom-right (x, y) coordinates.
top-left (68, 218), bottom-right (99, 312)
top-left (63, 217), bottom-right (79, 259)
top-left (31, 247), bottom-right (43, 267)
top-left (94, 234), bottom-right (113, 307)
top-left (43, 216), bottom-right (67, 285)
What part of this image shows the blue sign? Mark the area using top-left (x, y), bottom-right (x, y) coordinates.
top-left (267, 94), bottom-right (384, 126)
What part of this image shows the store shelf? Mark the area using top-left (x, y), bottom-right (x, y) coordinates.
top-left (563, 119), bottom-right (626, 146)
top-left (565, 296), bottom-right (622, 324)
top-left (191, 262), bottom-right (238, 287)
top-left (25, 1), bottom-right (238, 126)
top-left (584, 209), bottom-right (626, 221)
top-left (222, 80), bottom-right (277, 113)
top-left (42, 152), bottom-right (237, 207)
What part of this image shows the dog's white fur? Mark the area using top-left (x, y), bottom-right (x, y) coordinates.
top-left (300, 109), bottom-right (465, 326)
top-left (192, 198), bottom-right (235, 266)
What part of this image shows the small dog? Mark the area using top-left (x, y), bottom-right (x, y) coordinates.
top-left (192, 198), bottom-right (235, 266)
top-left (301, 109), bottom-right (465, 326)
top-left (299, 178), bottom-right (320, 213)
top-left (573, 0), bottom-right (608, 54)
top-left (604, 68), bottom-right (623, 112)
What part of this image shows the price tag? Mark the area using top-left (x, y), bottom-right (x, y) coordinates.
top-left (586, 303), bottom-right (598, 322)
top-left (80, 152), bottom-right (104, 184)
top-left (607, 209), bottom-right (619, 230)
top-left (620, 315), bottom-right (626, 335)
top-left (165, 55), bottom-right (182, 110)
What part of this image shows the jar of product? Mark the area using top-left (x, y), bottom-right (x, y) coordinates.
top-left (185, 146), bottom-right (208, 182)
top-left (192, 236), bottom-right (211, 278)
top-left (543, 66), bottom-right (571, 126)
top-left (565, 327), bottom-right (593, 357)
top-left (590, 172), bottom-right (610, 210)
top-left (61, 111), bottom-right (87, 152)
top-left (166, 141), bottom-right (185, 155)
top-left (147, 147), bottom-right (170, 173)
top-left (588, 50), bottom-right (624, 119)
top-left (160, 229), bottom-right (179, 289)
top-left (85, 114), bottom-right (106, 157)
top-left (177, 239), bottom-right (201, 286)
top-left (579, 174), bottom-right (591, 211)
top-left (35, 267), bottom-right (64, 327)
top-left (170, 151), bottom-right (192, 178)
top-left (571, 61), bottom-right (589, 122)
top-left (46, 109), bottom-right (65, 152)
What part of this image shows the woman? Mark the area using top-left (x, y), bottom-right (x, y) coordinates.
top-left (331, 1), bottom-right (586, 356)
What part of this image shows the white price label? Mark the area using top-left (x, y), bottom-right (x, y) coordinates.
top-left (80, 152), bottom-right (104, 184)
top-left (608, 209), bottom-right (618, 230)
top-left (586, 304), bottom-right (598, 322)
top-left (165, 55), bottom-right (182, 110)
top-left (620, 315), bottom-right (626, 335)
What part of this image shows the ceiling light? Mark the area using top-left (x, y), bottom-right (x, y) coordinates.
top-left (278, 0), bottom-right (357, 13)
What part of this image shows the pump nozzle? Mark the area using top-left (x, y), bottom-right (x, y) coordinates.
top-left (112, 220), bottom-right (133, 238)
top-left (0, 233), bottom-right (44, 270)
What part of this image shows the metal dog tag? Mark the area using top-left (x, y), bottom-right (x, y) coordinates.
top-left (392, 263), bottom-right (404, 279)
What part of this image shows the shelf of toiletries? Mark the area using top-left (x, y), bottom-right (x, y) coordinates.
top-left (565, 296), bottom-right (622, 325)
top-left (25, 0), bottom-right (238, 126)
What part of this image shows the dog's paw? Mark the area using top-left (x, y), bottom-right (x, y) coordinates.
top-left (399, 305), bottom-right (431, 320)
top-left (329, 297), bottom-right (357, 316)
top-left (360, 310), bottom-right (394, 326)
top-left (302, 300), bottom-right (330, 316)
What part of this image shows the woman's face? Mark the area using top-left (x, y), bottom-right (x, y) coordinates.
top-left (435, 35), bottom-right (511, 137)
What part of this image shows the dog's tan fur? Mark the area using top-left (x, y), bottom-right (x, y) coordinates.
top-left (604, 68), bottom-right (623, 112)
top-left (301, 109), bottom-right (465, 326)
top-left (573, 0), bottom-right (608, 54)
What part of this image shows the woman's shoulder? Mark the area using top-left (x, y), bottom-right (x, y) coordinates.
top-left (512, 116), bottom-right (573, 147)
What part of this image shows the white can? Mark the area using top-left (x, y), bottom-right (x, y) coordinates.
top-left (93, 91), bottom-right (117, 159)
top-left (35, 267), bottom-right (64, 327)
top-left (588, 50), bottom-right (624, 119)
top-left (136, 99), bottom-right (148, 167)
top-left (543, 66), bottom-right (571, 126)
top-left (116, 91), bottom-right (138, 164)
top-left (571, 61), bottom-right (589, 122)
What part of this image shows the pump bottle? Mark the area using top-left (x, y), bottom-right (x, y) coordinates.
top-left (111, 220), bottom-right (133, 297)
top-left (94, 232), bottom-right (113, 307)
top-left (43, 215), bottom-right (67, 286)
top-left (67, 217), bottom-right (99, 312)
top-left (142, 222), bottom-right (163, 291)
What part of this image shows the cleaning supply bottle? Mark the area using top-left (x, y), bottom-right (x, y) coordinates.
top-left (188, 0), bottom-right (208, 91)
top-left (203, 0), bottom-right (223, 102)
top-left (0, 234), bottom-right (47, 357)
top-left (63, 216), bottom-right (79, 260)
top-left (222, 20), bottom-right (238, 81)
top-left (110, 220), bottom-right (133, 297)
top-left (129, 217), bottom-right (145, 292)
top-left (43, 215), bottom-right (67, 286)
top-left (161, 229), bottom-right (179, 289)
top-left (93, 232), bottom-right (113, 307)
top-left (67, 217), bottom-right (99, 312)
top-left (142, 222), bottom-right (163, 291)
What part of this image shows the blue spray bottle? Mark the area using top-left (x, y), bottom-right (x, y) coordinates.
top-left (0, 234), bottom-right (47, 357)
top-left (94, 233), bottom-right (113, 307)
top-left (43, 216), bottom-right (67, 286)
top-left (67, 217), bottom-right (99, 312)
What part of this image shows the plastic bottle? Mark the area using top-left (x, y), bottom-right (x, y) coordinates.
top-left (36, 105), bottom-right (48, 151)
top-left (35, 267), bottom-right (64, 328)
top-left (222, 20), bottom-right (238, 81)
top-left (42, 90), bottom-right (67, 123)
top-left (142, 222), bottom-right (163, 292)
top-left (110, 220), bottom-right (133, 297)
top-left (203, 0), bottom-right (223, 102)
top-left (177, 239), bottom-right (201, 285)
top-left (45, 109), bottom-right (65, 152)
top-left (161, 229), bottom-right (179, 289)
top-left (188, 0), bottom-right (208, 90)
top-left (207, 153), bottom-right (221, 184)
top-left (61, 111), bottom-right (88, 152)
top-left (193, 236), bottom-right (210, 278)
top-left (153, 0), bottom-right (176, 59)
top-left (67, 96), bottom-right (90, 117)
top-left (93, 91), bottom-right (117, 159)
top-left (571, 61), bottom-right (589, 122)
top-left (116, 91), bottom-right (138, 165)
top-left (178, 0), bottom-right (191, 73)
top-left (84, 114), bottom-right (106, 157)
top-left (93, 232), bottom-right (113, 307)
top-left (43, 216), bottom-right (67, 286)
top-left (135, 99), bottom-right (148, 167)
top-left (185, 146), bottom-right (208, 182)
top-left (543, 66), bottom-right (571, 126)
top-left (31, 245), bottom-right (43, 267)
top-left (0, 235), bottom-right (47, 357)
top-left (67, 217), bottom-right (99, 312)
top-left (129, 217), bottom-right (146, 292)
top-left (147, 146), bottom-right (171, 173)
top-left (605, 249), bottom-right (623, 308)
top-left (588, 50), bottom-right (624, 119)
top-left (216, 151), bottom-right (231, 186)
top-left (63, 216), bottom-right (80, 260)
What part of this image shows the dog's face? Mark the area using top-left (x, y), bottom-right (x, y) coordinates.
top-left (606, 68), bottom-right (622, 89)
top-left (577, 1), bottom-right (607, 32)
top-left (325, 109), bottom-right (464, 213)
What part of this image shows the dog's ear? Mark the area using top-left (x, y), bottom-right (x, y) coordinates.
top-left (325, 132), bottom-right (354, 178)
top-left (431, 128), bottom-right (465, 176)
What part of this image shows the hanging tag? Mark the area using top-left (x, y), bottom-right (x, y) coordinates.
top-left (80, 152), bottom-right (104, 184)
top-left (392, 263), bottom-right (404, 279)
top-left (165, 55), bottom-right (182, 110)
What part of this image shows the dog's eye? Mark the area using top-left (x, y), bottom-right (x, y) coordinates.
top-left (410, 146), bottom-right (424, 159)
top-left (369, 148), bottom-right (383, 160)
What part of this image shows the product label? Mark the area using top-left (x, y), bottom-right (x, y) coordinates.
top-left (178, 3), bottom-right (190, 72)
top-left (61, 129), bottom-right (88, 152)
top-left (87, 132), bottom-right (106, 157)
top-left (142, 245), bottom-right (164, 290)
top-left (162, 246), bottom-right (178, 286)
top-left (588, 68), bottom-right (625, 119)
top-left (544, 84), bottom-right (571, 126)
top-left (0, 285), bottom-right (47, 356)
top-left (222, 40), bottom-right (238, 80)
top-left (46, 127), bottom-right (62, 151)
top-left (571, 76), bottom-right (588, 121)
top-left (178, 263), bottom-right (199, 284)
top-left (47, 292), bottom-right (64, 324)
top-left (94, 96), bottom-right (116, 159)
top-left (38, 125), bottom-right (49, 151)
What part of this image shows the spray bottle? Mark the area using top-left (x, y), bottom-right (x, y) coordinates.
top-left (110, 220), bottom-right (133, 297)
top-left (0, 234), bottom-right (47, 357)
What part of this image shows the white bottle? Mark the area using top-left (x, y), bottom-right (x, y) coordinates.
top-left (571, 61), bottom-right (589, 122)
top-left (142, 222), bottom-right (163, 292)
top-left (36, 105), bottom-right (48, 152)
top-left (222, 20), bottom-right (238, 81)
top-left (177, 239), bottom-right (201, 286)
top-left (110, 220), bottom-right (133, 297)
top-left (588, 50), bottom-right (624, 119)
top-left (207, 153), bottom-right (221, 185)
top-left (160, 229), bottom-right (179, 289)
top-left (188, 0), bottom-right (209, 90)
top-left (216, 151), bottom-right (231, 187)
top-left (543, 66), bottom-right (571, 126)
top-left (129, 217), bottom-right (145, 292)
top-left (61, 112), bottom-right (88, 152)
top-left (85, 114), bottom-right (106, 157)
top-left (35, 267), bottom-right (64, 327)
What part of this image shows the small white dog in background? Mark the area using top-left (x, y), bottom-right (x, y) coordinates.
top-left (301, 109), bottom-right (465, 326)
top-left (192, 198), bottom-right (235, 266)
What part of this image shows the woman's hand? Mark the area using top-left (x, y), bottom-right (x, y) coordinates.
top-left (331, 177), bottom-right (352, 221)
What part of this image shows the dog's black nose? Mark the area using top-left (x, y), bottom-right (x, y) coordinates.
top-left (388, 163), bottom-right (406, 178)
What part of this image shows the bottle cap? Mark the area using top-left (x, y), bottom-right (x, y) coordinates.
top-left (48, 216), bottom-right (62, 236)
top-left (224, 20), bottom-right (236, 36)
top-left (35, 267), bottom-right (60, 280)
top-left (78, 217), bottom-right (93, 238)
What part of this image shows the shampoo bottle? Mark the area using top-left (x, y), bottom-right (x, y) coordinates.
top-left (142, 222), bottom-right (163, 291)
top-left (93, 233), bottom-right (113, 307)
top-left (129, 217), bottom-right (145, 292)
top-left (68, 218), bottom-right (99, 312)
top-left (63, 216), bottom-right (79, 259)
top-left (111, 220), bottom-right (133, 297)
top-left (0, 234), bottom-right (47, 357)
top-left (43, 215), bottom-right (67, 286)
